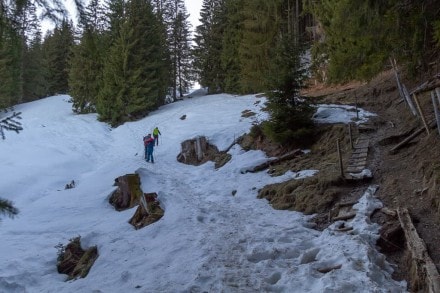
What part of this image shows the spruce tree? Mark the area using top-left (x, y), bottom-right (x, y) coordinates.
top-left (220, 0), bottom-right (243, 94)
top-left (97, 0), bottom-right (169, 126)
top-left (23, 31), bottom-right (47, 101)
top-left (42, 20), bottom-right (74, 96)
top-left (263, 34), bottom-right (314, 145)
top-left (193, 0), bottom-right (225, 93)
top-left (69, 0), bottom-right (107, 113)
top-left (0, 24), bottom-right (21, 109)
top-left (262, 0), bottom-right (314, 146)
top-left (238, 0), bottom-right (280, 94)
top-left (164, 0), bottom-right (193, 100)
top-left (0, 3), bottom-right (22, 108)
top-left (308, 0), bottom-right (440, 81)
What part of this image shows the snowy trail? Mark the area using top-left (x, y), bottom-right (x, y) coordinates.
top-left (0, 94), bottom-right (407, 292)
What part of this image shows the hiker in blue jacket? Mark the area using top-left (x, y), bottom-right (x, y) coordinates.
top-left (143, 134), bottom-right (155, 163)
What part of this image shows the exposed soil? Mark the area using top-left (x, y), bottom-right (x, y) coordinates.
top-left (247, 68), bottom-right (440, 291)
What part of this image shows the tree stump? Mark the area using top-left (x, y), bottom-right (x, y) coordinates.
top-left (109, 174), bottom-right (143, 211)
top-left (57, 237), bottom-right (98, 280)
top-left (129, 193), bottom-right (164, 230)
top-left (177, 136), bottom-right (208, 164)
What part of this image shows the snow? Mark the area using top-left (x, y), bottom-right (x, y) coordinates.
top-left (0, 93), bottom-right (406, 292)
top-left (349, 168), bottom-right (373, 179)
top-left (313, 104), bottom-right (376, 125)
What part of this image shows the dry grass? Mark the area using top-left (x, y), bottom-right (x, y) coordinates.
top-left (256, 124), bottom-right (353, 215)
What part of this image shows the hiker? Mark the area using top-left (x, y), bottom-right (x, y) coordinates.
top-left (143, 134), bottom-right (152, 160)
top-left (153, 127), bottom-right (161, 146)
top-left (143, 134), bottom-right (149, 160)
top-left (144, 134), bottom-right (155, 163)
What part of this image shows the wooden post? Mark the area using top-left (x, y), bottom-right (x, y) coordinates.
top-left (390, 58), bottom-right (418, 116)
top-left (355, 93), bottom-right (359, 120)
top-left (413, 93), bottom-right (430, 135)
top-left (195, 136), bottom-right (203, 161)
top-left (431, 91), bottom-right (440, 136)
top-left (348, 124), bottom-right (353, 149)
top-left (435, 87), bottom-right (440, 106)
top-left (336, 138), bottom-right (344, 177)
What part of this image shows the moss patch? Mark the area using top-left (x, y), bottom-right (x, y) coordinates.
top-left (258, 167), bottom-right (345, 214)
top-left (240, 122), bottom-right (354, 215)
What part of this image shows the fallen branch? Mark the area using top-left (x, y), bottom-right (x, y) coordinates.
top-left (332, 212), bottom-right (356, 221)
top-left (337, 201), bottom-right (358, 208)
top-left (397, 208), bottom-right (440, 293)
top-left (335, 226), bottom-right (353, 232)
top-left (317, 264), bottom-right (342, 274)
top-left (246, 149), bottom-right (303, 173)
top-left (380, 207), bottom-right (397, 217)
top-left (390, 120), bottom-right (436, 154)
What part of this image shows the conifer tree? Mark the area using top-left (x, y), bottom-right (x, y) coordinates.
top-left (308, 0), bottom-right (440, 81)
top-left (164, 0), bottom-right (193, 100)
top-left (0, 22), bottom-right (21, 108)
top-left (238, 0), bottom-right (280, 94)
top-left (0, 0), bottom-right (77, 140)
top-left (220, 0), bottom-right (243, 94)
top-left (262, 0), bottom-right (315, 145)
top-left (42, 20), bottom-right (74, 96)
top-left (193, 0), bottom-right (225, 93)
top-left (263, 34), bottom-right (314, 145)
top-left (0, 5), bottom-right (22, 108)
top-left (69, 0), bottom-right (107, 113)
top-left (22, 31), bottom-right (47, 101)
top-left (97, 0), bottom-right (169, 126)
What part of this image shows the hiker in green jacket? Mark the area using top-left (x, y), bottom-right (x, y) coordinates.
top-left (153, 127), bottom-right (161, 146)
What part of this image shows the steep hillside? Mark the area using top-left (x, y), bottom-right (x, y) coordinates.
top-left (245, 67), bottom-right (440, 291)
top-left (303, 69), bottom-right (440, 291)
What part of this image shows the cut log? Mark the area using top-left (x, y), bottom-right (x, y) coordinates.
top-left (332, 212), bottom-right (356, 221)
top-left (389, 120), bottom-right (436, 154)
top-left (246, 149), bottom-right (303, 173)
top-left (317, 264), bottom-right (342, 273)
top-left (335, 226), bottom-right (353, 232)
top-left (380, 207), bottom-right (397, 217)
top-left (397, 208), bottom-right (440, 293)
top-left (337, 201), bottom-right (358, 208)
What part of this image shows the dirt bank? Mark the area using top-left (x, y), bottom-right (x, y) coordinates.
top-left (253, 68), bottom-right (440, 291)
top-left (306, 69), bottom-right (440, 290)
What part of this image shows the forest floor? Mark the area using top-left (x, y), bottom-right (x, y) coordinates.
top-left (247, 68), bottom-right (440, 292)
